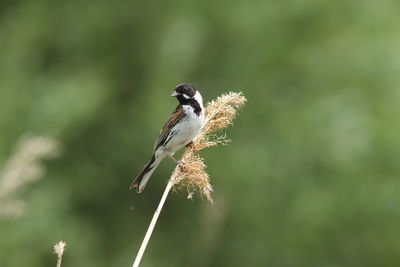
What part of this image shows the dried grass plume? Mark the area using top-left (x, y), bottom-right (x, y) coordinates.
top-left (170, 92), bottom-right (246, 202)
top-left (0, 135), bottom-right (61, 218)
top-left (54, 241), bottom-right (66, 257)
top-left (54, 241), bottom-right (66, 267)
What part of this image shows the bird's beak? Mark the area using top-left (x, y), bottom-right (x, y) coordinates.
top-left (171, 91), bottom-right (179, 97)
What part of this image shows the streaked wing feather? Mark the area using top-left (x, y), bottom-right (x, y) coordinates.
top-left (154, 105), bottom-right (185, 150)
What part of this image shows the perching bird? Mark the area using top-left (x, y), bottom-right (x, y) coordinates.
top-left (130, 83), bottom-right (205, 193)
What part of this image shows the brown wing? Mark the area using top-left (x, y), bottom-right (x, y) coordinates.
top-left (154, 105), bottom-right (186, 150)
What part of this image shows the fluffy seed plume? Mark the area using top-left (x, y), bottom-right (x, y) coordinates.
top-left (170, 92), bottom-right (246, 202)
top-left (54, 241), bottom-right (66, 267)
top-left (0, 135), bottom-right (61, 218)
top-left (54, 241), bottom-right (66, 257)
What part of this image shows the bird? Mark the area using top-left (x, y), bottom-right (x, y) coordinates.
top-left (130, 83), bottom-right (205, 193)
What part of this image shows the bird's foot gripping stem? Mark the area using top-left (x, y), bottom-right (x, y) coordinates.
top-left (168, 155), bottom-right (185, 170)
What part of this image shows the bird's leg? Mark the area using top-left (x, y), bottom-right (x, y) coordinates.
top-left (167, 154), bottom-right (185, 169)
top-left (185, 141), bottom-right (195, 149)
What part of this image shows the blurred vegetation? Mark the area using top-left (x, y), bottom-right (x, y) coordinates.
top-left (1, 0), bottom-right (400, 266)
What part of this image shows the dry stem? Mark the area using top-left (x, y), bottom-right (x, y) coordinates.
top-left (132, 180), bottom-right (173, 267)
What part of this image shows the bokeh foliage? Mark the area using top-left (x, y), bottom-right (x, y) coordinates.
top-left (1, 0), bottom-right (400, 266)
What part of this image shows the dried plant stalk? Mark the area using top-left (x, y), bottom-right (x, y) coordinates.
top-left (132, 92), bottom-right (246, 267)
top-left (132, 181), bottom-right (173, 267)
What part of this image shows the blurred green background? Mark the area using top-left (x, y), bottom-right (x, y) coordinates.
top-left (1, 0), bottom-right (400, 266)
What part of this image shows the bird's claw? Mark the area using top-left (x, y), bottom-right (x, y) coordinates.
top-left (177, 160), bottom-right (185, 170)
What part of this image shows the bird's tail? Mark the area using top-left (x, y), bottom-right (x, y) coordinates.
top-left (130, 154), bottom-right (162, 193)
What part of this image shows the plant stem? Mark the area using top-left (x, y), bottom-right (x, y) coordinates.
top-left (56, 257), bottom-right (62, 267)
top-left (132, 179), bottom-right (173, 267)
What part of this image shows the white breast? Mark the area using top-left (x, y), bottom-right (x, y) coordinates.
top-left (165, 105), bottom-right (204, 153)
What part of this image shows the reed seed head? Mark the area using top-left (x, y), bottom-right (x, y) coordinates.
top-left (171, 92), bottom-right (246, 202)
top-left (0, 135), bottom-right (61, 218)
top-left (54, 241), bottom-right (66, 258)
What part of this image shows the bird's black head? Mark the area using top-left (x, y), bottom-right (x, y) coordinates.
top-left (171, 83), bottom-right (197, 104)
